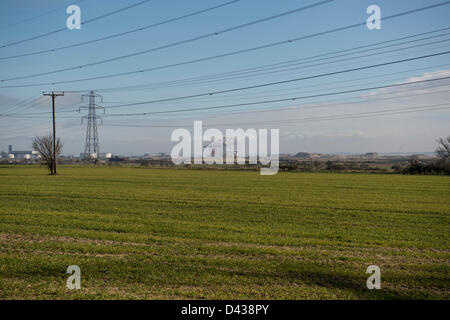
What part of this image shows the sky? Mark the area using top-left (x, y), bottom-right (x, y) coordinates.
top-left (0, 0), bottom-right (449, 156)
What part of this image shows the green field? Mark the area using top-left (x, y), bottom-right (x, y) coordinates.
top-left (0, 166), bottom-right (449, 299)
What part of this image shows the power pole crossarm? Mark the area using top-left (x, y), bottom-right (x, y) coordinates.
top-left (43, 91), bottom-right (64, 175)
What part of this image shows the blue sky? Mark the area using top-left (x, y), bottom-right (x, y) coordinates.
top-left (0, 0), bottom-right (449, 155)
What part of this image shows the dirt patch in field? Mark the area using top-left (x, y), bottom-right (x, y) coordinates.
top-left (0, 232), bottom-right (154, 248)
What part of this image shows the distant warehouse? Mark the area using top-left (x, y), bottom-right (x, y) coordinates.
top-left (3, 145), bottom-right (37, 159)
top-left (79, 152), bottom-right (112, 160)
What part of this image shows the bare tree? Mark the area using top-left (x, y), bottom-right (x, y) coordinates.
top-left (435, 135), bottom-right (450, 162)
top-left (32, 134), bottom-right (63, 174)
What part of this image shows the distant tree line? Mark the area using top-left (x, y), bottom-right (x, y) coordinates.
top-left (402, 136), bottom-right (450, 175)
top-left (279, 160), bottom-right (384, 172)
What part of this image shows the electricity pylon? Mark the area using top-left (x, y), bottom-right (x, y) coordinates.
top-left (79, 91), bottom-right (104, 161)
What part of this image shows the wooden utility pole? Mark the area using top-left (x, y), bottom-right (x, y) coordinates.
top-left (43, 92), bottom-right (64, 175)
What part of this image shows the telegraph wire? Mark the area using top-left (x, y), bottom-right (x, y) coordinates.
top-left (1, 82), bottom-right (449, 122)
top-left (6, 97), bottom-right (47, 115)
top-left (152, 76), bottom-right (450, 109)
top-left (0, 0), bottom-right (242, 60)
top-left (150, 64), bottom-right (450, 105)
top-left (99, 51), bottom-right (450, 111)
top-left (2, 1), bottom-right (447, 86)
top-left (97, 61), bottom-right (450, 106)
top-left (251, 104), bottom-right (450, 125)
top-left (102, 85), bottom-right (450, 126)
top-left (104, 75), bottom-right (450, 117)
top-left (4, 92), bottom-right (449, 123)
top-left (3, 53), bottom-right (450, 117)
top-left (1, 2), bottom-right (446, 87)
top-left (1, 34), bottom-right (447, 93)
top-left (0, 95), bottom-right (42, 115)
top-left (159, 41), bottom-right (450, 91)
top-left (0, 1), bottom-right (334, 82)
top-left (0, 30), bottom-right (448, 92)
top-left (91, 36), bottom-right (450, 94)
top-left (0, 0), bottom-right (155, 48)
top-left (2, 57), bottom-right (445, 116)
top-left (4, 63), bottom-right (449, 117)
top-left (99, 103), bottom-right (450, 128)
top-left (88, 28), bottom-right (450, 93)
top-left (0, 0), bottom-right (86, 31)
top-left (5, 76), bottom-right (450, 118)
top-left (188, 85), bottom-right (450, 120)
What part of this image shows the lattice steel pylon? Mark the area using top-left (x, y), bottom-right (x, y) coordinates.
top-left (79, 91), bottom-right (104, 161)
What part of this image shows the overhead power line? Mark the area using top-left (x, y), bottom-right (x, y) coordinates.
top-left (99, 84), bottom-right (450, 125)
top-left (2, 53), bottom-right (450, 118)
top-left (4, 63), bottom-right (449, 119)
top-left (2, 28), bottom-right (448, 90)
top-left (93, 35), bottom-right (450, 93)
top-left (3, 89), bottom-right (449, 124)
top-left (240, 103), bottom-right (450, 126)
top-left (88, 27), bottom-right (450, 93)
top-left (104, 75), bottom-right (450, 117)
top-left (0, 0), bottom-right (86, 31)
top-left (0, 0), bottom-right (155, 48)
top-left (194, 85), bottom-right (450, 118)
top-left (174, 74), bottom-right (450, 110)
top-left (2, 3), bottom-right (448, 88)
top-left (100, 103), bottom-right (450, 128)
top-left (0, 0), bottom-right (333, 82)
top-left (0, 0), bottom-right (242, 60)
top-left (100, 51), bottom-right (450, 112)
top-left (2, 82), bottom-right (449, 120)
top-left (0, 95), bottom-right (43, 115)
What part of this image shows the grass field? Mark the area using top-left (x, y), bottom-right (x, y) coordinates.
top-left (0, 166), bottom-right (449, 299)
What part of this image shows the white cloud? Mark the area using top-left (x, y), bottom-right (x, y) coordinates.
top-left (363, 69), bottom-right (450, 99)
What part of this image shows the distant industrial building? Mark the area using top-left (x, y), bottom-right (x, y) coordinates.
top-left (79, 152), bottom-right (112, 160)
top-left (3, 145), bottom-right (36, 159)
